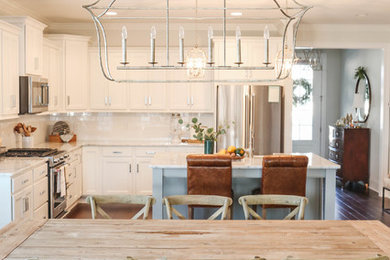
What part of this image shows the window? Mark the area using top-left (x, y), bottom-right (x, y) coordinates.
top-left (292, 64), bottom-right (313, 141)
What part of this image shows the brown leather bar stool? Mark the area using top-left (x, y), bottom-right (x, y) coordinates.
top-left (260, 155), bottom-right (309, 219)
top-left (186, 154), bottom-right (233, 219)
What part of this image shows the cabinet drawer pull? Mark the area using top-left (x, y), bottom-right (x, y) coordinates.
top-left (145, 96), bottom-right (148, 105)
top-left (23, 197), bottom-right (29, 213)
top-left (146, 151), bottom-right (156, 155)
top-left (149, 96), bottom-right (152, 105)
top-left (113, 151), bottom-right (122, 154)
top-left (191, 96), bottom-right (194, 105)
top-left (21, 179), bottom-right (29, 185)
top-left (40, 190), bottom-right (46, 196)
top-left (129, 164), bottom-right (132, 173)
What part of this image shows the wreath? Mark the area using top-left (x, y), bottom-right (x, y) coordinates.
top-left (293, 78), bottom-right (312, 106)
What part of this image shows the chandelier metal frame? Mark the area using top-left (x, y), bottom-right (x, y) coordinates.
top-left (83, 0), bottom-right (312, 83)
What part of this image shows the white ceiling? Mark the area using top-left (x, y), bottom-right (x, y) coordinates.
top-left (1, 0), bottom-right (390, 25)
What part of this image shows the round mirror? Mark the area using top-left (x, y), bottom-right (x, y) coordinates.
top-left (353, 69), bottom-right (371, 123)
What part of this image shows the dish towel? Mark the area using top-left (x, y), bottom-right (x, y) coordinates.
top-left (59, 165), bottom-right (67, 197)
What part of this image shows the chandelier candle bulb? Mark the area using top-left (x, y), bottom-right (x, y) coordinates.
top-left (178, 26), bottom-right (184, 64)
top-left (121, 26), bottom-right (128, 65)
top-left (264, 25), bottom-right (270, 65)
top-left (236, 26), bottom-right (242, 65)
top-left (208, 26), bottom-right (214, 64)
top-left (150, 26), bottom-right (156, 64)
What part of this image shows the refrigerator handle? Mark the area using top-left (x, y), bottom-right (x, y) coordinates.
top-left (244, 94), bottom-right (250, 149)
top-left (249, 94), bottom-right (255, 158)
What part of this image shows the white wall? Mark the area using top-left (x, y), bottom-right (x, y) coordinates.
top-left (339, 49), bottom-right (383, 190)
top-left (296, 24), bottom-right (390, 194)
top-left (321, 50), bottom-right (342, 158)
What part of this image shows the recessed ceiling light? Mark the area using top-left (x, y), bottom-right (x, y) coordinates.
top-left (356, 13), bottom-right (368, 17)
top-left (230, 12), bottom-right (242, 16)
top-left (106, 11), bottom-right (118, 16)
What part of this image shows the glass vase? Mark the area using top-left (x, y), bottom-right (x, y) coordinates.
top-left (204, 140), bottom-right (214, 154)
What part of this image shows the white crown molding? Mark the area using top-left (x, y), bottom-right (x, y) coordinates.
top-left (300, 24), bottom-right (390, 33)
top-left (0, 0), bottom-right (50, 25)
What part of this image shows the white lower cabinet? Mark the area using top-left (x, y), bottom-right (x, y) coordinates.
top-left (0, 162), bottom-right (48, 228)
top-left (33, 177), bottom-right (48, 210)
top-left (82, 146), bottom-right (101, 195)
top-left (102, 156), bottom-right (133, 195)
top-left (12, 186), bottom-right (33, 222)
top-left (34, 202), bottom-right (48, 220)
top-left (32, 164), bottom-right (48, 220)
top-left (82, 146), bottom-right (201, 196)
top-left (65, 148), bottom-right (83, 210)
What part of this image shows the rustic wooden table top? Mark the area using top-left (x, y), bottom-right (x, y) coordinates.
top-left (1, 219), bottom-right (389, 260)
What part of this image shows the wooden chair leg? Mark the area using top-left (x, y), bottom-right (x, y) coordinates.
top-left (188, 206), bottom-right (194, 219)
top-left (384, 187), bottom-right (390, 214)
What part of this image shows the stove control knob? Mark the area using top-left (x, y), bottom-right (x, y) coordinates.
top-left (64, 155), bottom-right (69, 159)
top-left (60, 156), bottom-right (64, 161)
top-left (53, 159), bottom-right (59, 163)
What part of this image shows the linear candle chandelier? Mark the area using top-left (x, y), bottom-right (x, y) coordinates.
top-left (83, 0), bottom-right (312, 83)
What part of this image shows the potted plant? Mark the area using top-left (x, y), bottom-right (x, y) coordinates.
top-left (179, 117), bottom-right (229, 154)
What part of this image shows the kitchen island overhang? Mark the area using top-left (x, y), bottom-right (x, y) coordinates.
top-left (150, 153), bottom-right (339, 220)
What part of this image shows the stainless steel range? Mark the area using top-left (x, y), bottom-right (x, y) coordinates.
top-left (2, 148), bottom-right (69, 218)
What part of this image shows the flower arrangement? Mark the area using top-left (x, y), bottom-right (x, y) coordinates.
top-left (178, 117), bottom-right (230, 142)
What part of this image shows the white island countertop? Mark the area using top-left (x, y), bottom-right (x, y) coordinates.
top-left (150, 152), bottom-right (340, 170)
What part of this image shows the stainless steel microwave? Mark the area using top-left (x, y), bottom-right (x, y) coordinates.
top-left (19, 76), bottom-right (49, 114)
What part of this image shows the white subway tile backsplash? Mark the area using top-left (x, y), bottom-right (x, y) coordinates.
top-left (0, 113), bottom-right (213, 148)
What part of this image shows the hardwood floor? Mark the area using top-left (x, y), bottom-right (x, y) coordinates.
top-left (64, 202), bottom-right (152, 219)
top-left (65, 189), bottom-right (390, 226)
top-left (336, 186), bottom-right (390, 226)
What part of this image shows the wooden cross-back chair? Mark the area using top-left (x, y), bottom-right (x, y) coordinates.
top-left (238, 194), bottom-right (308, 220)
top-left (86, 195), bottom-right (155, 220)
top-left (163, 195), bottom-right (233, 220)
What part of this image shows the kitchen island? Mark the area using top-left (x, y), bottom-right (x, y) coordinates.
top-left (150, 153), bottom-right (340, 220)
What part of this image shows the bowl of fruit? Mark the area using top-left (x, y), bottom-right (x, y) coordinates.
top-left (217, 146), bottom-right (246, 160)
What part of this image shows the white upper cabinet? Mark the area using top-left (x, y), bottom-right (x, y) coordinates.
top-left (0, 17), bottom-right (46, 76)
top-left (0, 20), bottom-right (20, 116)
top-left (43, 38), bottom-right (61, 112)
top-left (89, 51), bottom-right (110, 110)
top-left (166, 51), bottom-right (214, 112)
top-left (90, 50), bottom-right (128, 111)
top-left (128, 50), bottom-right (167, 111)
top-left (65, 39), bottom-right (89, 110)
top-left (214, 36), bottom-right (282, 80)
top-left (46, 34), bottom-right (90, 111)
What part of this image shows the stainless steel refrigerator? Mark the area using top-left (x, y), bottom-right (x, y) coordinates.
top-left (216, 85), bottom-right (284, 156)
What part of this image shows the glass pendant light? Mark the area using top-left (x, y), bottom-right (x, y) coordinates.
top-left (186, 45), bottom-right (207, 78)
top-left (275, 45), bottom-right (294, 79)
top-left (186, 0), bottom-right (206, 79)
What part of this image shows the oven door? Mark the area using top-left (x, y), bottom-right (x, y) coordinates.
top-left (30, 79), bottom-right (49, 114)
top-left (49, 164), bottom-right (67, 218)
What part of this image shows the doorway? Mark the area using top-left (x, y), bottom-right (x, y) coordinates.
top-left (291, 52), bottom-right (323, 155)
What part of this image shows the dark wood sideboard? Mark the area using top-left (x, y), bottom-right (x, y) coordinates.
top-left (328, 125), bottom-right (370, 185)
